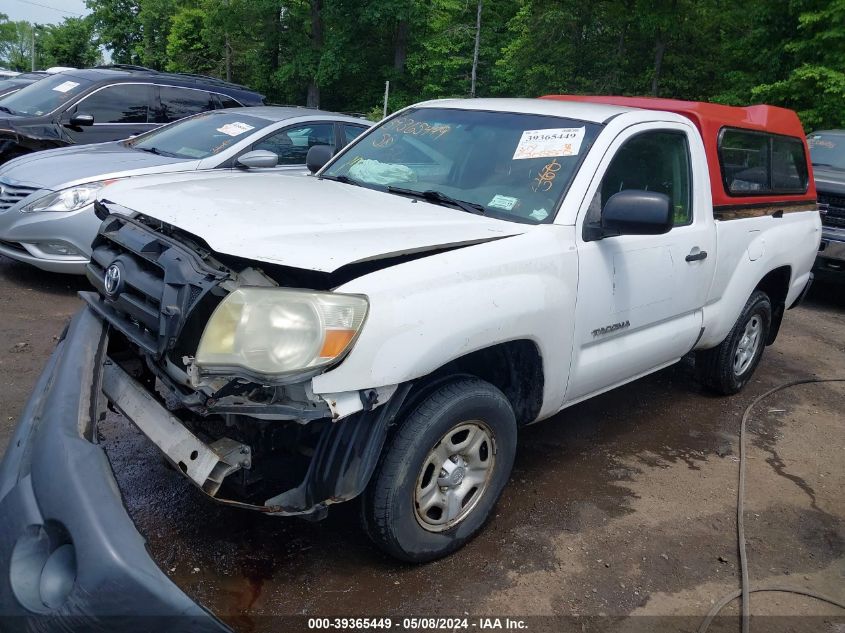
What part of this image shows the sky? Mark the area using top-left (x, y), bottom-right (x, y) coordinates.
top-left (3, 0), bottom-right (90, 25)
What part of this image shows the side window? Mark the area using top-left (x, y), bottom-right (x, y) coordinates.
top-left (718, 128), bottom-right (808, 195)
top-left (252, 123), bottom-right (335, 165)
top-left (598, 130), bottom-right (692, 226)
top-left (215, 94), bottom-right (242, 109)
top-left (719, 129), bottom-right (770, 193)
top-left (159, 86), bottom-right (215, 122)
top-left (772, 136), bottom-right (808, 191)
top-left (342, 124), bottom-right (368, 146)
top-left (77, 84), bottom-right (152, 123)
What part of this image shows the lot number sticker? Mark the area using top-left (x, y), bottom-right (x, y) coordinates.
top-left (216, 122), bottom-right (255, 137)
top-left (52, 81), bottom-right (79, 93)
top-left (513, 127), bottom-right (584, 160)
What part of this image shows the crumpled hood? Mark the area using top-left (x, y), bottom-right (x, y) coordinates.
top-left (99, 171), bottom-right (526, 273)
top-left (0, 142), bottom-right (191, 189)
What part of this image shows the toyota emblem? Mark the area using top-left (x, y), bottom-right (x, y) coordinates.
top-left (103, 264), bottom-right (121, 296)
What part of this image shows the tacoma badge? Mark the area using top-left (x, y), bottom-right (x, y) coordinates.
top-left (591, 320), bottom-right (630, 337)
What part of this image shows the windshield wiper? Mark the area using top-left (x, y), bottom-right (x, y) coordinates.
top-left (0, 105), bottom-right (16, 115)
top-left (135, 146), bottom-right (178, 158)
top-left (386, 186), bottom-right (485, 215)
top-left (319, 173), bottom-right (362, 187)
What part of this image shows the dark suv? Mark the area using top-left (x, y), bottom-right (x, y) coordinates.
top-left (0, 65), bottom-right (265, 164)
top-left (808, 130), bottom-right (845, 281)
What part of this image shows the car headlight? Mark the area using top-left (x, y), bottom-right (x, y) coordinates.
top-left (195, 287), bottom-right (369, 378)
top-left (20, 183), bottom-right (106, 213)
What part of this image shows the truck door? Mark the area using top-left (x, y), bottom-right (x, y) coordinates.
top-left (565, 121), bottom-right (716, 403)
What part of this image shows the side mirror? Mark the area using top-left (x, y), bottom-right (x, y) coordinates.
top-left (306, 145), bottom-right (335, 174)
top-left (585, 190), bottom-right (673, 240)
top-left (236, 149), bottom-right (279, 169)
top-left (68, 113), bottom-right (94, 127)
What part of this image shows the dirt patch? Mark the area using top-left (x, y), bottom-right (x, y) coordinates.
top-left (0, 256), bottom-right (85, 449)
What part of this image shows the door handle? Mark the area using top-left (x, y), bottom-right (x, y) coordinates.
top-left (685, 249), bottom-right (708, 262)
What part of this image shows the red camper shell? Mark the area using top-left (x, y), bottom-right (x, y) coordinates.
top-left (542, 95), bottom-right (817, 218)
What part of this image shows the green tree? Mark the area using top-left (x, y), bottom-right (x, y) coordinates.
top-left (39, 17), bottom-right (102, 68)
top-left (752, 0), bottom-right (845, 130)
top-left (165, 6), bottom-right (214, 74)
top-left (136, 0), bottom-right (177, 69)
top-left (86, 0), bottom-right (142, 64)
top-left (0, 19), bottom-right (35, 71)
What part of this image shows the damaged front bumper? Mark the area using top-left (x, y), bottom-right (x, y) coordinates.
top-left (0, 306), bottom-right (408, 628)
top-left (0, 307), bottom-right (227, 630)
top-left (100, 353), bottom-right (408, 517)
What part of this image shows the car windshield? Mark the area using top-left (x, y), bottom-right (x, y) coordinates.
top-left (323, 107), bottom-right (602, 223)
top-left (807, 133), bottom-right (845, 170)
top-left (129, 111), bottom-right (271, 159)
top-left (0, 73), bottom-right (94, 116)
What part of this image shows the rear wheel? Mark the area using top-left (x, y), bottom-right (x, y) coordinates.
top-left (696, 290), bottom-right (771, 395)
top-left (361, 377), bottom-right (517, 562)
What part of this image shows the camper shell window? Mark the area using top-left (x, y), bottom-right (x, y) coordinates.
top-left (718, 127), bottom-right (809, 196)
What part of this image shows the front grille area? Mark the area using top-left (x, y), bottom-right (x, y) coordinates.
top-left (819, 192), bottom-right (845, 229)
top-left (82, 214), bottom-right (229, 358)
top-left (0, 179), bottom-right (37, 211)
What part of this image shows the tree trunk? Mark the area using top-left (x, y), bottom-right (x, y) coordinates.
top-left (307, 83), bottom-right (320, 108)
top-left (651, 32), bottom-right (665, 96)
top-left (611, 28), bottom-right (626, 92)
top-left (393, 19), bottom-right (409, 73)
top-left (224, 33), bottom-right (232, 82)
top-left (470, 0), bottom-right (482, 97)
top-left (307, 0), bottom-right (323, 108)
top-left (268, 5), bottom-right (282, 73)
top-left (610, 10), bottom-right (630, 93)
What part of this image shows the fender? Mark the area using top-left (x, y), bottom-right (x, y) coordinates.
top-left (698, 210), bottom-right (820, 349)
top-left (312, 225), bottom-right (579, 421)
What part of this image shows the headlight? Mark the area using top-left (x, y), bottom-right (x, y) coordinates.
top-left (20, 183), bottom-right (106, 213)
top-left (195, 287), bottom-right (368, 378)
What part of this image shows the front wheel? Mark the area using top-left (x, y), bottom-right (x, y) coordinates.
top-left (361, 378), bottom-right (517, 562)
top-left (696, 290), bottom-right (772, 395)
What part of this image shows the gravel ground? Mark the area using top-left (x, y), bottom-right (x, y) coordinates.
top-left (1, 254), bottom-right (843, 632)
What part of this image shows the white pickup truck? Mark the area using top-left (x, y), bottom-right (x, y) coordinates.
top-left (0, 97), bottom-right (821, 608)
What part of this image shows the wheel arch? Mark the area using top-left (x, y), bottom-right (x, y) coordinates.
top-left (754, 265), bottom-right (791, 345)
top-left (400, 339), bottom-right (544, 427)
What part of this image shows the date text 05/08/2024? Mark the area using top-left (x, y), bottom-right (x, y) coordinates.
top-left (307, 617), bottom-right (529, 630)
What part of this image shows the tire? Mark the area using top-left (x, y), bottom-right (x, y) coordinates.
top-left (361, 377), bottom-right (517, 562)
top-left (696, 290), bottom-right (772, 395)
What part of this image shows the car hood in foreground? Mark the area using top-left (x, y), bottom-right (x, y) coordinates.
top-left (99, 171), bottom-right (527, 273)
top-left (0, 142), bottom-right (193, 189)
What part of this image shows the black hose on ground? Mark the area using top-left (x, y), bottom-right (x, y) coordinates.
top-left (698, 378), bottom-right (845, 633)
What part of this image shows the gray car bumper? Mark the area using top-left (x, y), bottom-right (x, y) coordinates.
top-left (814, 228), bottom-right (845, 281)
top-left (0, 201), bottom-right (99, 275)
top-left (0, 307), bottom-right (229, 631)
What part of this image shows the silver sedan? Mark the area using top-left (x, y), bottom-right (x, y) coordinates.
top-left (0, 106), bottom-right (371, 273)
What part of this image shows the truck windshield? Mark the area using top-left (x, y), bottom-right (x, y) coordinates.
top-left (323, 107), bottom-right (602, 224)
top-left (808, 133), bottom-right (845, 170)
top-left (0, 73), bottom-right (94, 116)
top-left (129, 111), bottom-right (270, 159)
